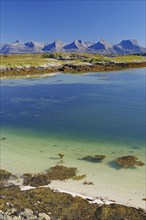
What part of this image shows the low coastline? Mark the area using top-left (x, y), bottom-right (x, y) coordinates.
top-left (1, 60), bottom-right (146, 80)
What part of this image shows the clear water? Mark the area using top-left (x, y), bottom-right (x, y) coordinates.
top-left (0, 69), bottom-right (145, 207)
top-left (1, 69), bottom-right (145, 145)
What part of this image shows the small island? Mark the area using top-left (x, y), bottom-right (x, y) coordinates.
top-left (1, 53), bottom-right (146, 79)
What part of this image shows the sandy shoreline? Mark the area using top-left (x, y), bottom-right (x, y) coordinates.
top-left (9, 176), bottom-right (146, 210)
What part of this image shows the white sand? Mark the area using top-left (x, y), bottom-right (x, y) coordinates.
top-left (48, 179), bottom-right (146, 210)
top-left (2, 129), bottom-right (146, 210)
top-left (9, 177), bottom-right (145, 210)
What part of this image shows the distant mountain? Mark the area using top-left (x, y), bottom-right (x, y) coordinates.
top-left (0, 39), bottom-right (146, 54)
top-left (114, 39), bottom-right (146, 54)
top-left (63, 40), bottom-right (87, 52)
top-left (84, 41), bottom-right (95, 47)
top-left (24, 41), bottom-right (45, 53)
top-left (42, 40), bottom-right (66, 52)
top-left (89, 39), bottom-right (116, 54)
top-left (0, 40), bottom-right (45, 54)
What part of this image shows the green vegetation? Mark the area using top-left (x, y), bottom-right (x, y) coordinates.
top-left (0, 54), bottom-right (60, 67)
top-left (1, 53), bottom-right (146, 79)
top-left (1, 53), bottom-right (146, 68)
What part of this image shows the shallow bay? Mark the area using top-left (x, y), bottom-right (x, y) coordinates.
top-left (0, 68), bottom-right (145, 208)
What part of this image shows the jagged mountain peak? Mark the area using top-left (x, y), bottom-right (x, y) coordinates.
top-left (0, 39), bottom-right (145, 54)
top-left (25, 41), bottom-right (36, 48)
top-left (42, 40), bottom-right (65, 52)
top-left (89, 39), bottom-right (114, 53)
top-left (15, 40), bottom-right (21, 43)
top-left (118, 39), bottom-right (139, 48)
top-left (63, 40), bottom-right (86, 51)
top-left (114, 39), bottom-right (146, 54)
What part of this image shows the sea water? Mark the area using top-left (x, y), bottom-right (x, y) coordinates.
top-left (0, 68), bottom-right (145, 207)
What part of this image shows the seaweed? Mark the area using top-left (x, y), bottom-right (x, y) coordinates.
top-left (22, 173), bottom-right (50, 187)
top-left (73, 174), bottom-right (86, 181)
top-left (95, 204), bottom-right (146, 220)
top-left (58, 153), bottom-right (64, 164)
top-left (0, 184), bottom-right (146, 220)
top-left (58, 153), bottom-right (64, 159)
top-left (115, 155), bottom-right (145, 168)
top-left (46, 165), bottom-right (77, 180)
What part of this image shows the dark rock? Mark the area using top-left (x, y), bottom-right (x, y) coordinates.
top-left (81, 155), bottom-right (106, 163)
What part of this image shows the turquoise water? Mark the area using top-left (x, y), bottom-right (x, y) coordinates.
top-left (0, 68), bottom-right (145, 171)
top-left (1, 68), bottom-right (145, 208)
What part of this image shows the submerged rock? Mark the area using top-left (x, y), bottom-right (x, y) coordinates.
top-left (82, 155), bottom-right (106, 163)
top-left (83, 181), bottom-right (94, 185)
top-left (0, 137), bottom-right (6, 141)
top-left (132, 146), bottom-right (141, 150)
top-left (115, 155), bottom-right (145, 168)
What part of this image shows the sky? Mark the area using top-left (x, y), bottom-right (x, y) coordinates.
top-left (0, 0), bottom-right (145, 46)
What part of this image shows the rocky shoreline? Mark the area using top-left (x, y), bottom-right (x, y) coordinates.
top-left (0, 208), bottom-right (52, 220)
top-left (1, 61), bottom-right (146, 79)
top-left (0, 169), bottom-right (146, 220)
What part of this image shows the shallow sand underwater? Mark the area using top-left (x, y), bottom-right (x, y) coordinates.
top-left (0, 69), bottom-right (146, 209)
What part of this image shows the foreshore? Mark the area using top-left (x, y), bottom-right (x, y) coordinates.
top-left (1, 61), bottom-right (146, 79)
top-left (0, 170), bottom-right (146, 220)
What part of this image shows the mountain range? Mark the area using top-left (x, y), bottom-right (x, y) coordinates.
top-left (0, 39), bottom-right (145, 54)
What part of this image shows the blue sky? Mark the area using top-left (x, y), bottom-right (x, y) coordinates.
top-left (1, 0), bottom-right (145, 46)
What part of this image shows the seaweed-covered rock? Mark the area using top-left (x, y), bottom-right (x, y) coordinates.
top-left (115, 155), bottom-right (145, 168)
top-left (0, 186), bottom-right (146, 220)
top-left (82, 155), bottom-right (106, 163)
top-left (46, 165), bottom-right (77, 180)
top-left (0, 170), bottom-right (12, 183)
top-left (23, 173), bottom-right (50, 187)
top-left (95, 204), bottom-right (146, 220)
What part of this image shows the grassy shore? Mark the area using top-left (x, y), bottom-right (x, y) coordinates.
top-left (0, 53), bottom-right (146, 79)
